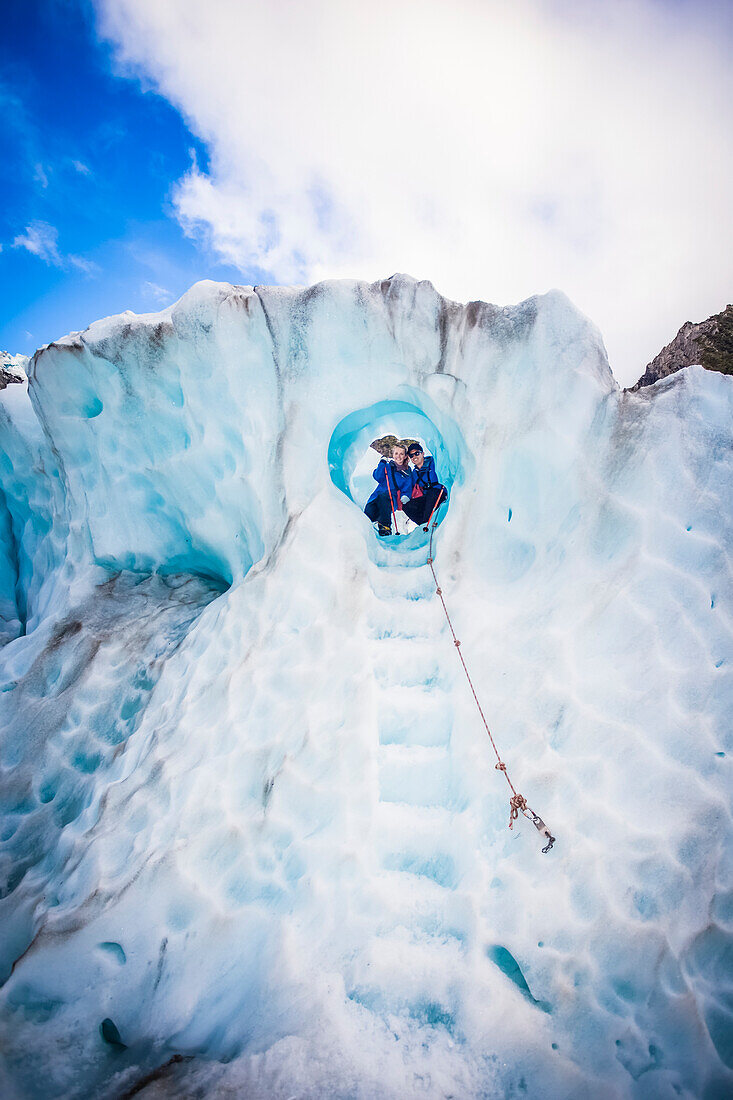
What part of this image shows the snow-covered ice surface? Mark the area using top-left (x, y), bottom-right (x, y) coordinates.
top-left (0, 275), bottom-right (731, 1099)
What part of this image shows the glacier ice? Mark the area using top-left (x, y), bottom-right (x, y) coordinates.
top-left (0, 275), bottom-right (731, 1099)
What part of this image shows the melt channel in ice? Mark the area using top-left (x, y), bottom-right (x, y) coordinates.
top-left (0, 275), bottom-right (731, 1099)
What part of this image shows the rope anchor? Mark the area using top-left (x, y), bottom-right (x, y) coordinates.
top-left (427, 511), bottom-right (556, 855)
top-left (526, 810), bottom-right (556, 853)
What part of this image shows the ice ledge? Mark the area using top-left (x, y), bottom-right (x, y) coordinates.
top-left (27, 274), bottom-right (617, 394)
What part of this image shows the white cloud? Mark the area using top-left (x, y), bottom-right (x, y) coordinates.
top-left (95, 0), bottom-right (733, 385)
top-left (72, 159), bottom-right (92, 176)
top-left (13, 221), bottom-right (63, 265)
top-left (33, 163), bottom-right (49, 189)
top-left (142, 280), bottom-right (173, 304)
top-left (69, 255), bottom-right (100, 275)
top-left (13, 220), bottom-right (99, 275)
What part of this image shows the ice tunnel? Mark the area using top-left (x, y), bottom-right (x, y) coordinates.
top-left (327, 387), bottom-right (468, 556)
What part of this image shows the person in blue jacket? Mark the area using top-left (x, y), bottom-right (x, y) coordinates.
top-left (365, 443), bottom-right (415, 536)
top-left (403, 443), bottom-right (446, 526)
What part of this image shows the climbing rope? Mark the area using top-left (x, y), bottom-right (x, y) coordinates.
top-left (426, 505), bottom-right (555, 854)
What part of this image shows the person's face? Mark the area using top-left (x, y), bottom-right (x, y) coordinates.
top-left (393, 446), bottom-right (407, 465)
top-left (409, 449), bottom-right (424, 468)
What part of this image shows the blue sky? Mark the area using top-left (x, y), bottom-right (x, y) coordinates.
top-left (0, 0), bottom-right (248, 356)
top-left (1, 0), bottom-right (731, 386)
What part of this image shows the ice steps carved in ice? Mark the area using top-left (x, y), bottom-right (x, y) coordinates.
top-left (377, 692), bottom-right (453, 747)
top-left (345, 929), bottom-right (464, 1033)
top-left (377, 744), bottom-right (466, 811)
top-left (353, 564), bottom-right (476, 1027)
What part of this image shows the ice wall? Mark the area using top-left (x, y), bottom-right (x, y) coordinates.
top-left (0, 275), bottom-right (731, 1099)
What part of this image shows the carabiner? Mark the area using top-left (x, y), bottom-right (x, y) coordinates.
top-left (529, 810), bottom-right (556, 854)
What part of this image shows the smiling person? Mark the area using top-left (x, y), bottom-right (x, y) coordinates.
top-left (364, 442), bottom-right (415, 536)
top-left (404, 443), bottom-right (447, 527)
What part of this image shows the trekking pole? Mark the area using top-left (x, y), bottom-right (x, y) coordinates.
top-left (423, 487), bottom-right (446, 532)
top-left (385, 466), bottom-right (399, 536)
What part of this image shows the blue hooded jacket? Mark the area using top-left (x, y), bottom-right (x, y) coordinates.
top-left (367, 459), bottom-right (415, 507)
top-left (412, 455), bottom-right (445, 496)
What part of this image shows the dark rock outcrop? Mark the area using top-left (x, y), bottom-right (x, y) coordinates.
top-left (631, 304), bottom-right (733, 390)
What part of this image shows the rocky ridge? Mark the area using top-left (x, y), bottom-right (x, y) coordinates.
top-left (631, 303), bottom-right (732, 390)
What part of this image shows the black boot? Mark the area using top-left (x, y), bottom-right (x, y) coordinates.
top-left (377, 524), bottom-right (391, 537)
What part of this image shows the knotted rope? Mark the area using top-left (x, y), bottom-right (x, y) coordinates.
top-left (427, 511), bottom-right (555, 854)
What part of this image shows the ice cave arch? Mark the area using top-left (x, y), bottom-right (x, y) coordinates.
top-left (327, 388), bottom-right (468, 552)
